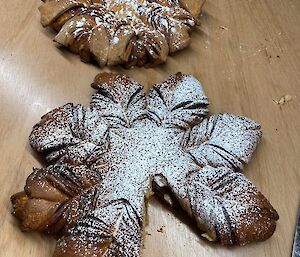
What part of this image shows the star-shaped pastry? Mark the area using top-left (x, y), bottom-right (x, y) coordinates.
top-left (39, 0), bottom-right (206, 67)
top-left (11, 73), bottom-right (279, 257)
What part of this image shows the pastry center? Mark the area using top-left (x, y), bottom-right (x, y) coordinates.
top-left (110, 124), bottom-right (182, 175)
top-left (100, 124), bottom-right (193, 212)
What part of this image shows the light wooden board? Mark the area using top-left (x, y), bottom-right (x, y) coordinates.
top-left (0, 0), bottom-right (300, 256)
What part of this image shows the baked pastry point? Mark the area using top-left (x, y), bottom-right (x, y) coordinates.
top-left (38, 0), bottom-right (206, 67)
top-left (11, 73), bottom-right (279, 256)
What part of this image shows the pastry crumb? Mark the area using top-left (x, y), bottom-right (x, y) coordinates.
top-left (219, 25), bottom-right (229, 30)
top-left (273, 94), bottom-right (294, 105)
top-left (157, 226), bottom-right (165, 233)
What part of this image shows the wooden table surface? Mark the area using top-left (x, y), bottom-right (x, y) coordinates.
top-left (0, 0), bottom-right (300, 256)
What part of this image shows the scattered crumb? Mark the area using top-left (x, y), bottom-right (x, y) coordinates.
top-left (273, 94), bottom-right (294, 105)
top-left (219, 25), bottom-right (229, 30)
top-left (264, 46), bottom-right (271, 64)
top-left (146, 232), bottom-right (152, 236)
top-left (157, 226), bottom-right (165, 233)
top-left (204, 40), bottom-right (210, 49)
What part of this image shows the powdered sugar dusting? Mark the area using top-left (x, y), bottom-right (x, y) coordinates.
top-left (40, 0), bottom-right (199, 67)
top-left (185, 113), bottom-right (262, 171)
top-left (12, 73), bottom-right (278, 256)
top-left (93, 124), bottom-right (196, 215)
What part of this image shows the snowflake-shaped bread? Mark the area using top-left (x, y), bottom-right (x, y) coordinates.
top-left (11, 73), bottom-right (279, 257)
top-left (39, 0), bottom-right (205, 68)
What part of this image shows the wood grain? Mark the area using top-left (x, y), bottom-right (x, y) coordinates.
top-left (0, 0), bottom-right (299, 256)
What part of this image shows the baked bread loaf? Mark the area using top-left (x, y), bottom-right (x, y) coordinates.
top-left (11, 73), bottom-right (279, 256)
top-left (39, 0), bottom-right (206, 67)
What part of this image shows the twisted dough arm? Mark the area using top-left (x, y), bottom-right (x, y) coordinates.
top-left (183, 113), bottom-right (263, 171)
top-left (39, 0), bottom-right (90, 27)
top-left (154, 166), bottom-right (279, 245)
top-left (138, 2), bottom-right (196, 53)
top-left (11, 164), bottom-right (101, 234)
top-left (53, 198), bottom-right (143, 257)
top-left (90, 72), bottom-right (147, 128)
top-left (28, 103), bottom-right (110, 165)
top-left (147, 72), bottom-right (209, 129)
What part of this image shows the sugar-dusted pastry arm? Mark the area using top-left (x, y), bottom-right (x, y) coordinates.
top-left (155, 166), bottom-right (278, 245)
top-left (53, 196), bottom-right (143, 257)
top-left (29, 103), bottom-right (85, 153)
top-left (182, 113), bottom-right (262, 171)
top-left (29, 102), bottom-right (109, 164)
top-left (147, 72), bottom-right (209, 128)
top-left (90, 72), bottom-right (147, 127)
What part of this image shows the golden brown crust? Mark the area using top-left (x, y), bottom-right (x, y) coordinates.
top-left (179, 0), bottom-right (206, 17)
top-left (38, 0), bottom-right (205, 67)
top-left (11, 164), bottom-right (101, 234)
top-left (11, 73), bottom-right (278, 257)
